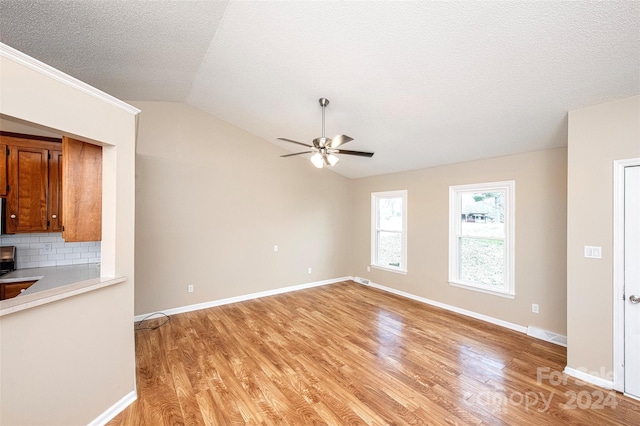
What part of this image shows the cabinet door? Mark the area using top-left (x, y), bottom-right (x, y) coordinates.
top-left (6, 146), bottom-right (48, 233)
top-left (0, 280), bottom-right (37, 300)
top-left (0, 144), bottom-right (7, 197)
top-left (62, 137), bottom-right (102, 242)
top-left (49, 150), bottom-right (63, 232)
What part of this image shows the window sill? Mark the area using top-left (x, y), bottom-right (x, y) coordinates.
top-left (371, 264), bottom-right (407, 275)
top-left (449, 280), bottom-right (515, 299)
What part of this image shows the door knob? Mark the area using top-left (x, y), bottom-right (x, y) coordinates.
top-left (630, 295), bottom-right (640, 304)
top-left (10, 214), bottom-right (16, 219)
top-left (52, 215), bottom-right (57, 219)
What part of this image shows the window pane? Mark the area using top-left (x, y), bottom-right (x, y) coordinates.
top-left (459, 238), bottom-right (504, 287)
top-left (460, 191), bottom-right (505, 238)
top-left (377, 231), bottom-right (402, 268)
top-left (378, 197), bottom-right (403, 231)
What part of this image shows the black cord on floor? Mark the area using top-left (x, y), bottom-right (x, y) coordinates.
top-left (135, 312), bottom-right (170, 330)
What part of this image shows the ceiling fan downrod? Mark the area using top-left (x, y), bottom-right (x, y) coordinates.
top-left (319, 97), bottom-right (329, 140)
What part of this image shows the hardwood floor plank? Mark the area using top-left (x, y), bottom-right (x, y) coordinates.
top-left (195, 389), bottom-right (230, 426)
top-left (168, 349), bottom-right (206, 425)
top-left (109, 281), bottom-right (640, 425)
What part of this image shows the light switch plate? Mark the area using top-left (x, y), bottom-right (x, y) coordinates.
top-left (584, 246), bottom-right (602, 259)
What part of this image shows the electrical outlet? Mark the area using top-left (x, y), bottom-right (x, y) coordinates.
top-left (188, 284), bottom-right (194, 293)
top-left (532, 303), bottom-right (539, 314)
top-left (42, 242), bottom-right (52, 254)
top-left (274, 245), bottom-right (278, 252)
top-left (308, 267), bottom-right (312, 274)
top-left (367, 266), bottom-right (370, 272)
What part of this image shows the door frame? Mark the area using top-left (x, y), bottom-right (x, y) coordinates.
top-left (613, 157), bottom-right (640, 393)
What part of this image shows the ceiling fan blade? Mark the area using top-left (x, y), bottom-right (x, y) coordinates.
top-left (335, 149), bottom-right (374, 158)
top-left (328, 134), bottom-right (353, 148)
top-left (280, 151), bottom-right (314, 157)
top-left (323, 154), bottom-right (331, 166)
top-left (277, 138), bottom-right (313, 148)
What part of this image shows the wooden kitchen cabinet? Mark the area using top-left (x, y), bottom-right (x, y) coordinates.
top-left (62, 136), bottom-right (102, 242)
top-left (0, 132), bottom-right (102, 240)
top-left (49, 150), bottom-right (63, 232)
top-left (6, 145), bottom-right (49, 233)
top-left (0, 280), bottom-right (37, 300)
top-left (0, 143), bottom-right (7, 197)
top-left (1, 133), bottom-right (63, 234)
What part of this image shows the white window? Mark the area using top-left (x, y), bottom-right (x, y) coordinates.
top-left (371, 190), bottom-right (407, 273)
top-left (449, 181), bottom-right (515, 297)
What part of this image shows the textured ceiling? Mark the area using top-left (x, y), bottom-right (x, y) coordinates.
top-left (0, 0), bottom-right (227, 101)
top-left (1, 1), bottom-right (638, 178)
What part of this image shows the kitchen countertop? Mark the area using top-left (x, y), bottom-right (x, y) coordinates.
top-left (1, 263), bottom-right (101, 294)
top-left (0, 263), bottom-right (125, 317)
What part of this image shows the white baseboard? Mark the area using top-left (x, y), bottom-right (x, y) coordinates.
top-left (136, 275), bottom-right (567, 349)
top-left (355, 276), bottom-right (528, 334)
top-left (355, 277), bottom-right (570, 348)
top-left (88, 390), bottom-right (137, 426)
top-left (563, 367), bottom-right (614, 390)
top-left (134, 276), bottom-right (351, 322)
top-left (624, 392), bottom-right (640, 401)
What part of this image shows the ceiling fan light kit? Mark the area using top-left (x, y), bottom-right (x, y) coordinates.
top-left (310, 152), bottom-right (324, 168)
top-left (278, 98), bottom-right (374, 168)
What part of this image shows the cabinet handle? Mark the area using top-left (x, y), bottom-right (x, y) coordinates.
top-left (10, 214), bottom-right (16, 219)
top-left (52, 215), bottom-right (57, 219)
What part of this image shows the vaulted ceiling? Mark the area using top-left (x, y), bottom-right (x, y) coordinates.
top-left (1, 1), bottom-right (638, 178)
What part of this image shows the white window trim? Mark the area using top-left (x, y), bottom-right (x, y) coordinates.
top-left (371, 190), bottom-right (408, 274)
top-left (448, 180), bottom-right (515, 297)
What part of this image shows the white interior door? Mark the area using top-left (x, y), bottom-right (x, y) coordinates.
top-left (625, 165), bottom-right (640, 398)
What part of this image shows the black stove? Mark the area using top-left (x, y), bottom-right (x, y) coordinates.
top-left (0, 246), bottom-right (16, 276)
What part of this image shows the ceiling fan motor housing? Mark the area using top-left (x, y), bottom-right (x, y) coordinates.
top-left (313, 137), bottom-right (331, 148)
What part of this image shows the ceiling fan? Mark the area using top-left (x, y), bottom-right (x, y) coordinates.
top-left (278, 98), bottom-right (374, 168)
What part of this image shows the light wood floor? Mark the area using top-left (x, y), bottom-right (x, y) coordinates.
top-left (108, 281), bottom-right (640, 425)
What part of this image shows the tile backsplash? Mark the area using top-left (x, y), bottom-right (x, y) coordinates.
top-left (0, 232), bottom-right (100, 269)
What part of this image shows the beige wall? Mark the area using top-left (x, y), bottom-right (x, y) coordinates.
top-left (0, 47), bottom-right (137, 425)
top-left (0, 116), bottom-right (61, 138)
top-left (567, 95), bottom-right (640, 376)
top-left (350, 148), bottom-right (568, 334)
top-left (131, 101), bottom-right (351, 315)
